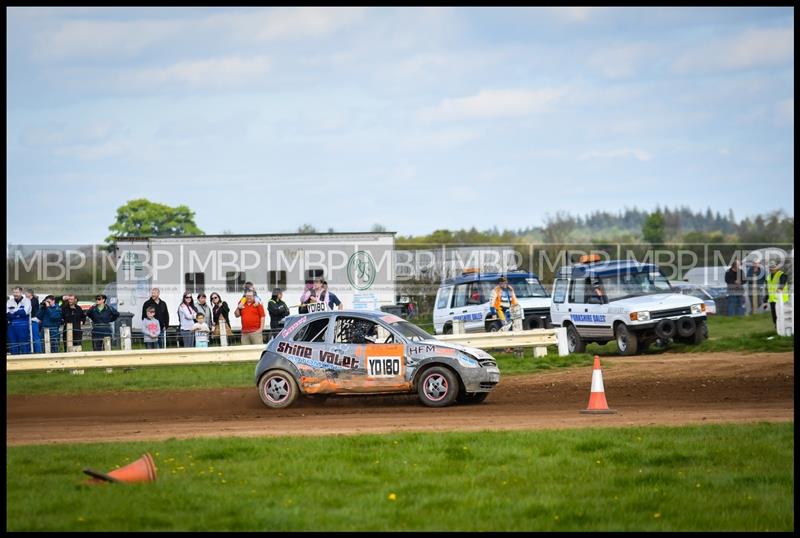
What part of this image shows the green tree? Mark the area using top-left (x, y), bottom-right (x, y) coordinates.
top-left (297, 224), bottom-right (318, 233)
top-left (642, 212), bottom-right (665, 244)
top-left (106, 199), bottom-right (204, 244)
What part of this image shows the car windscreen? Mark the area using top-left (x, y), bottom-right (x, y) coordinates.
top-left (389, 321), bottom-right (436, 342)
top-left (509, 277), bottom-right (549, 298)
top-left (601, 271), bottom-right (673, 301)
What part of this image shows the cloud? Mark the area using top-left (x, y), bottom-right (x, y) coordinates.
top-left (547, 7), bottom-right (598, 23)
top-left (588, 43), bottom-right (653, 79)
top-left (33, 18), bottom-right (185, 62)
top-left (52, 140), bottom-right (132, 161)
top-left (673, 26), bottom-right (793, 74)
top-left (31, 8), bottom-right (364, 63)
top-left (118, 55), bottom-right (271, 89)
top-left (578, 148), bottom-right (652, 162)
top-left (418, 88), bottom-right (567, 122)
top-left (399, 129), bottom-right (481, 151)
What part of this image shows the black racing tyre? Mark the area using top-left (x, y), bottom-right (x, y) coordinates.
top-left (258, 369), bottom-right (299, 409)
top-left (457, 392), bottom-right (489, 405)
top-left (676, 316), bottom-right (695, 338)
top-left (566, 324), bottom-right (586, 353)
top-left (615, 323), bottom-right (639, 356)
top-left (691, 319), bottom-right (708, 345)
top-left (418, 366), bottom-right (460, 407)
top-left (654, 319), bottom-right (677, 341)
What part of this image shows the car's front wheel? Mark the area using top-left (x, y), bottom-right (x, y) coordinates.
top-left (691, 320), bottom-right (708, 345)
top-left (566, 324), bottom-right (586, 353)
top-left (258, 369), bottom-right (299, 409)
top-left (418, 366), bottom-right (459, 407)
top-left (615, 323), bottom-right (639, 356)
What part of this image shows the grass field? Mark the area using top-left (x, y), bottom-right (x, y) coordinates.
top-left (6, 422), bottom-right (793, 531)
top-left (6, 313), bottom-right (791, 396)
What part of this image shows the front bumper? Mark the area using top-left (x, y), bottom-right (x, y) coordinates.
top-left (461, 366), bottom-right (501, 393)
top-left (629, 315), bottom-right (707, 332)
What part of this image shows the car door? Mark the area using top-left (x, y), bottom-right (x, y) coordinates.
top-left (551, 278), bottom-right (569, 326)
top-left (568, 277), bottom-right (611, 340)
top-left (452, 282), bottom-right (485, 332)
top-left (433, 286), bottom-right (453, 334)
top-left (330, 315), bottom-right (410, 393)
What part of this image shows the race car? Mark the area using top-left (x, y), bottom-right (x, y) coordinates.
top-left (254, 310), bottom-right (501, 408)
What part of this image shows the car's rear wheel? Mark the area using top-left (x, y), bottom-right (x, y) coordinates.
top-left (258, 369), bottom-right (299, 409)
top-left (457, 392), bottom-right (489, 405)
top-left (566, 324), bottom-right (585, 353)
top-left (418, 366), bottom-right (459, 407)
top-left (615, 323), bottom-right (639, 356)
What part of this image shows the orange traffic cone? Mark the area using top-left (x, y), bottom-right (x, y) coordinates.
top-left (84, 453), bottom-right (157, 484)
top-left (580, 356), bottom-right (616, 414)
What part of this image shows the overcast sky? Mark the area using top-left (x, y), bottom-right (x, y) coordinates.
top-left (6, 7), bottom-right (794, 244)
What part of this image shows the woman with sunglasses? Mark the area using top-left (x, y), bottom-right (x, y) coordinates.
top-left (178, 292), bottom-right (198, 348)
top-left (209, 293), bottom-right (232, 345)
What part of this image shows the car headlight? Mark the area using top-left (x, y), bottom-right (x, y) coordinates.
top-left (457, 353), bottom-right (480, 368)
top-left (691, 303), bottom-right (704, 314)
top-left (630, 311), bottom-right (650, 321)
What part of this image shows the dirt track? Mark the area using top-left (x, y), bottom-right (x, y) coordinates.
top-left (6, 352), bottom-right (794, 446)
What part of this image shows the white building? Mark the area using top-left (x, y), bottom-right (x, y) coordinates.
top-left (113, 232), bottom-right (396, 331)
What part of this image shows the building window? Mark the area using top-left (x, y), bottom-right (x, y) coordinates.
top-left (185, 272), bottom-right (205, 294)
top-left (268, 270), bottom-right (287, 292)
top-left (226, 272), bottom-right (246, 293)
top-left (304, 269), bottom-right (324, 281)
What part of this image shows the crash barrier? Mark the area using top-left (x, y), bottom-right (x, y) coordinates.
top-left (6, 319), bottom-right (283, 356)
top-left (6, 344), bottom-right (267, 372)
top-left (437, 327), bottom-right (568, 358)
top-left (6, 328), bottom-right (569, 372)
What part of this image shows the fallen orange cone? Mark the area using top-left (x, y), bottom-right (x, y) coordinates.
top-left (84, 453), bottom-right (157, 484)
top-left (580, 356), bottom-right (616, 414)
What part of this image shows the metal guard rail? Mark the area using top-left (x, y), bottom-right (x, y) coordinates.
top-left (6, 329), bottom-right (568, 372)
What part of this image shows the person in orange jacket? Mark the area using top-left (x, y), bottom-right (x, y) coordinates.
top-left (489, 276), bottom-right (518, 322)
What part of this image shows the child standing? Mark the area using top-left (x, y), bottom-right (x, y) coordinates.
top-left (193, 313), bottom-right (210, 348)
top-left (142, 307), bottom-right (161, 350)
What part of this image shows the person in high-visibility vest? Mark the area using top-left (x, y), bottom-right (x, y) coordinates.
top-left (766, 261), bottom-right (789, 326)
top-left (489, 276), bottom-right (518, 322)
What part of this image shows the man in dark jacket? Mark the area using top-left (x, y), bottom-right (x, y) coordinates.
top-left (87, 294), bottom-right (119, 351)
top-left (724, 259), bottom-right (745, 316)
top-left (141, 288), bottom-right (169, 348)
top-left (267, 288), bottom-right (290, 331)
top-left (61, 294), bottom-right (86, 350)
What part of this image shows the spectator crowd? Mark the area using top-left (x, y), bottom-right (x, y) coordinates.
top-left (5, 280), bottom-right (335, 355)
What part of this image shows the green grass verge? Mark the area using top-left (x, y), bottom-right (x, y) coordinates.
top-left (6, 422), bottom-right (793, 531)
top-left (7, 313), bottom-right (791, 396)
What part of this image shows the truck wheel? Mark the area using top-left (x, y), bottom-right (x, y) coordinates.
top-left (418, 366), bottom-right (459, 407)
top-left (615, 324), bottom-right (639, 356)
top-left (691, 320), bottom-right (708, 344)
top-left (566, 324), bottom-right (585, 353)
top-left (442, 323), bottom-right (452, 335)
